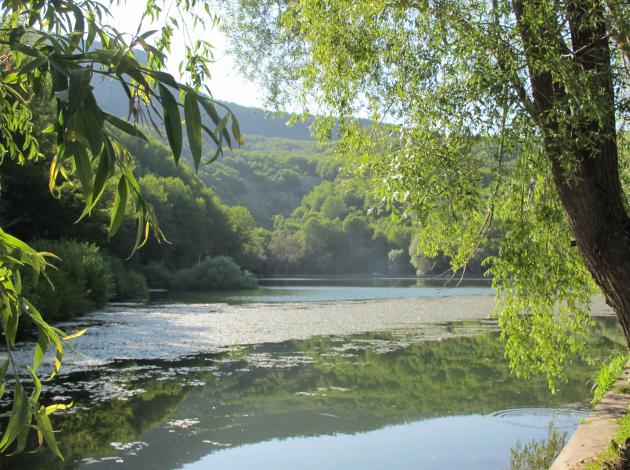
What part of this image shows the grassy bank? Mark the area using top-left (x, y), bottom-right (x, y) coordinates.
top-left (585, 412), bottom-right (630, 469)
top-left (585, 355), bottom-right (630, 469)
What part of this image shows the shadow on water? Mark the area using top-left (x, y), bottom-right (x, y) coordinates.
top-left (149, 278), bottom-right (495, 305)
top-left (7, 317), bottom-right (626, 470)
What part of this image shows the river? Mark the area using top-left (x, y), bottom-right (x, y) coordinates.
top-left (6, 280), bottom-right (625, 469)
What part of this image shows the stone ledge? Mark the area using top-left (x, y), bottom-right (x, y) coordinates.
top-left (551, 361), bottom-right (630, 469)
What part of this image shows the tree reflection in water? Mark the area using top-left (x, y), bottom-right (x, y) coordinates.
top-left (6, 318), bottom-right (625, 469)
top-left (505, 422), bottom-right (567, 470)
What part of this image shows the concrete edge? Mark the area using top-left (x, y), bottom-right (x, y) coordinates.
top-left (550, 361), bottom-right (630, 469)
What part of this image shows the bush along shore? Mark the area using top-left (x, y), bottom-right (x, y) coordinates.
top-left (23, 239), bottom-right (256, 323)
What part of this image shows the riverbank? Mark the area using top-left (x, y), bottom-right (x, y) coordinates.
top-left (551, 361), bottom-right (630, 469)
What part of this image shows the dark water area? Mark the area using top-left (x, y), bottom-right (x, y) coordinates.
top-left (4, 283), bottom-right (625, 469)
top-left (151, 278), bottom-right (495, 305)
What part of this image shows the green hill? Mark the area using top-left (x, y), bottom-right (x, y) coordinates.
top-left (199, 136), bottom-right (336, 226)
top-left (94, 78), bottom-right (335, 227)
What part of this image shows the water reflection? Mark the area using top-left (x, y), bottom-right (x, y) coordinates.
top-left (504, 422), bottom-right (568, 470)
top-left (8, 318), bottom-right (624, 469)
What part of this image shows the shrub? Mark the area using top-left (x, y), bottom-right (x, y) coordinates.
top-left (141, 261), bottom-right (172, 289)
top-left (168, 256), bottom-right (257, 291)
top-left (26, 240), bottom-right (114, 320)
top-left (107, 256), bottom-right (149, 300)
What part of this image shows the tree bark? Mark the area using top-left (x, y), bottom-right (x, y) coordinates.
top-left (513, 0), bottom-right (630, 345)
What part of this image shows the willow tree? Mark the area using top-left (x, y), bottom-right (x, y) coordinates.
top-left (0, 0), bottom-right (241, 458)
top-left (221, 0), bottom-right (630, 383)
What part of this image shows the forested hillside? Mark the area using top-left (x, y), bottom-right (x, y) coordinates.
top-left (200, 136), bottom-right (336, 226)
top-left (0, 78), bottom-right (492, 322)
top-left (95, 77), bottom-right (337, 227)
top-left (0, 93), bottom-right (261, 320)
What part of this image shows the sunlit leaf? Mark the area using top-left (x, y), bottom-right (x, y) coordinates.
top-left (43, 402), bottom-right (73, 416)
top-left (63, 328), bottom-right (88, 341)
top-left (108, 177), bottom-right (129, 238)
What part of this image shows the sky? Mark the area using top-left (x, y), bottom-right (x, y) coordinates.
top-left (109, 2), bottom-right (265, 109)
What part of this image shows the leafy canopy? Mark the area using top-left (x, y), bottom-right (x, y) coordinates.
top-left (221, 0), bottom-right (630, 387)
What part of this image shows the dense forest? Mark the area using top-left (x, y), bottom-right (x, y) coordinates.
top-left (0, 81), bottom-right (495, 321)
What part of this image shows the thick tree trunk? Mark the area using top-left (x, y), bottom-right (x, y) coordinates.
top-left (545, 95), bottom-right (630, 343)
top-left (513, 0), bottom-right (630, 346)
top-left (550, 132), bottom-right (630, 346)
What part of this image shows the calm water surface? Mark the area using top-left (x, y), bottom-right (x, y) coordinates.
top-left (155, 278), bottom-right (495, 304)
top-left (7, 282), bottom-right (625, 469)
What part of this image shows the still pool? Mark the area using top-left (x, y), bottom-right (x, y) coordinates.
top-left (5, 283), bottom-right (624, 469)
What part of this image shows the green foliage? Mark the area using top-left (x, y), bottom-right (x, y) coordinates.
top-left (261, 174), bottom-right (481, 276)
top-left (0, 0), bottom-right (242, 458)
top-left (221, 0), bottom-right (630, 387)
top-left (592, 354), bottom-right (629, 405)
top-left (200, 135), bottom-right (333, 226)
top-left (111, 134), bottom-right (264, 272)
top-left (0, 229), bottom-right (85, 459)
top-left (107, 256), bottom-right (149, 301)
top-left (151, 256), bottom-right (257, 291)
top-left (26, 240), bottom-right (113, 321)
top-left (141, 261), bottom-right (172, 290)
top-left (387, 249), bottom-right (405, 276)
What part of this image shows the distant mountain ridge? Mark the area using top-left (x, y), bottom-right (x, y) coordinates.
top-left (92, 77), bottom-right (316, 141)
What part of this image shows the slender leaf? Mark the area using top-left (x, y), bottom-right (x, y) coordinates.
top-left (230, 113), bottom-right (244, 145)
top-left (69, 143), bottom-right (93, 208)
top-left (35, 410), bottom-right (63, 460)
top-left (103, 113), bottom-right (148, 141)
top-left (159, 84), bottom-right (183, 163)
top-left (0, 359), bottom-right (9, 382)
top-left (0, 383), bottom-right (29, 452)
top-left (66, 69), bottom-right (90, 117)
top-left (91, 150), bottom-right (110, 207)
top-left (62, 328), bottom-right (87, 341)
top-left (108, 177), bottom-right (128, 237)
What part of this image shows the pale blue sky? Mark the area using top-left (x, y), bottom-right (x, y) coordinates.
top-left (109, 1), bottom-right (264, 108)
